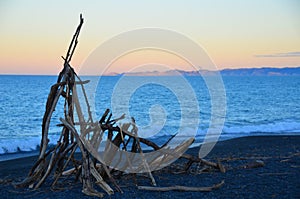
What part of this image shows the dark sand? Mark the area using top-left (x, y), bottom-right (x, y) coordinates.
top-left (0, 135), bottom-right (299, 199)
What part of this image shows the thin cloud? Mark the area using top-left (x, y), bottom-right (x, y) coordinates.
top-left (255, 51), bottom-right (300, 57)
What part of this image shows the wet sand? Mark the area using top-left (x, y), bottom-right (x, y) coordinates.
top-left (0, 135), bottom-right (299, 199)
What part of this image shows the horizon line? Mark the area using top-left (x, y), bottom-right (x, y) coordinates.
top-left (0, 65), bottom-right (299, 76)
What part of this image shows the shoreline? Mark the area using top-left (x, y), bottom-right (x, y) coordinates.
top-left (0, 151), bottom-right (39, 162)
top-left (1, 133), bottom-right (299, 162)
top-left (0, 135), bottom-right (299, 198)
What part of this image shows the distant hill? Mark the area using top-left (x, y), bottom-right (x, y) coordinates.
top-left (109, 67), bottom-right (300, 76)
top-left (220, 67), bottom-right (300, 76)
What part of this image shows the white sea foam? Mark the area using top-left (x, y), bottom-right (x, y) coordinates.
top-left (222, 121), bottom-right (300, 135)
top-left (0, 121), bottom-right (299, 156)
top-left (0, 135), bottom-right (60, 155)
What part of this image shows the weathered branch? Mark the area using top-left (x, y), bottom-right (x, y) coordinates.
top-left (16, 14), bottom-right (226, 198)
top-left (138, 180), bottom-right (225, 192)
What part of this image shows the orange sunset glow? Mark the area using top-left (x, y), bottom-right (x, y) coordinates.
top-left (0, 0), bottom-right (299, 74)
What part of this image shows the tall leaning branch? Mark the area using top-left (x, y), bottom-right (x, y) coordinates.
top-left (14, 14), bottom-right (225, 198)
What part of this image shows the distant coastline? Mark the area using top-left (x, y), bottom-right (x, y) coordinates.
top-left (0, 67), bottom-right (300, 76)
top-left (108, 66), bottom-right (300, 76)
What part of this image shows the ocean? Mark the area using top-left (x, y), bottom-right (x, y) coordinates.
top-left (0, 75), bottom-right (300, 157)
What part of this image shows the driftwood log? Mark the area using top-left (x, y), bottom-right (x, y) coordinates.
top-left (15, 15), bottom-right (224, 197)
top-left (138, 180), bottom-right (225, 192)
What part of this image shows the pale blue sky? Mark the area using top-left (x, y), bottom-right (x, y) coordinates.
top-left (1, 0), bottom-right (299, 74)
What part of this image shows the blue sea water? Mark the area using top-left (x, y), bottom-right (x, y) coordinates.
top-left (0, 75), bottom-right (300, 155)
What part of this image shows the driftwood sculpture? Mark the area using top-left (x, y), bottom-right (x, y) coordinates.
top-left (15, 15), bottom-right (224, 197)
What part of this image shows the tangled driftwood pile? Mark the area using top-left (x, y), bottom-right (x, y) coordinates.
top-left (15, 15), bottom-right (224, 197)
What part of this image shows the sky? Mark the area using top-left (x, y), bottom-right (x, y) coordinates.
top-left (0, 0), bottom-right (300, 75)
